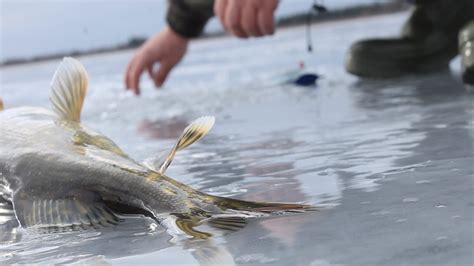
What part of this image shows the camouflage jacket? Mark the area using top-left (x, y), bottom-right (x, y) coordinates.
top-left (167, 0), bottom-right (215, 38)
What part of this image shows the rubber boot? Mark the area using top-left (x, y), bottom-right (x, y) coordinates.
top-left (459, 21), bottom-right (474, 86)
top-left (345, 0), bottom-right (474, 78)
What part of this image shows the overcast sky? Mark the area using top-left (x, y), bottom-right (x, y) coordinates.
top-left (0, 0), bottom-right (384, 62)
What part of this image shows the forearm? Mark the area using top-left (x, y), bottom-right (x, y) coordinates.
top-left (166, 0), bottom-right (215, 38)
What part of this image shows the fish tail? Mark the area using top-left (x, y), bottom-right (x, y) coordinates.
top-left (0, 97), bottom-right (4, 111)
top-left (165, 194), bottom-right (316, 239)
top-left (209, 195), bottom-right (318, 216)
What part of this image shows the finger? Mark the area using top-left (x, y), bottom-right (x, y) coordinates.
top-left (214, 0), bottom-right (227, 26)
top-left (126, 59), bottom-right (138, 93)
top-left (241, 2), bottom-right (261, 37)
top-left (151, 62), bottom-right (173, 88)
top-left (128, 58), bottom-right (146, 95)
top-left (147, 65), bottom-right (153, 78)
top-left (225, 0), bottom-right (247, 38)
top-left (125, 60), bottom-right (133, 91)
top-left (257, 2), bottom-right (277, 35)
top-left (146, 64), bottom-right (155, 89)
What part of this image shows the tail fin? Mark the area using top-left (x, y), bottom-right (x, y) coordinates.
top-left (166, 197), bottom-right (315, 239)
top-left (164, 192), bottom-right (316, 239)
top-left (0, 97), bottom-right (4, 111)
top-left (210, 195), bottom-right (317, 217)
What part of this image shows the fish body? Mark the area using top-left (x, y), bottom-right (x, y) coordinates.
top-left (0, 58), bottom-right (313, 238)
top-left (1, 107), bottom-right (193, 213)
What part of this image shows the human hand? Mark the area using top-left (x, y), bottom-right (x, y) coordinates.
top-left (214, 0), bottom-right (278, 38)
top-left (125, 26), bottom-right (188, 95)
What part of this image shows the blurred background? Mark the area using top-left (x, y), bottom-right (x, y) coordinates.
top-left (1, 0), bottom-right (398, 64)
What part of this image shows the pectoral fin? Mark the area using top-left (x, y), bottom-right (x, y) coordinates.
top-left (165, 213), bottom-right (248, 239)
top-left (145, 116), bottom-right (215, 174)
top-left (175, 218), bottom-right (212, 239)
top-left (49, 57), bottom-right (88, 122)
top-left (205, 216), bottom-right (248, 232)
top-left (12, 193), bottom-right (121, 231)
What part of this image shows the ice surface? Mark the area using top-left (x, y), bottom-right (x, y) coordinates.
top-left (1, 12), bottom-right (473, 265)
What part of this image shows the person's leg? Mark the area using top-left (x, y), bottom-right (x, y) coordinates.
top-left (345, 0), bottom-right (474, 79)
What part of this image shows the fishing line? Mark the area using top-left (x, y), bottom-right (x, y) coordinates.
top-left (305, 0), bottom-right (327, 53)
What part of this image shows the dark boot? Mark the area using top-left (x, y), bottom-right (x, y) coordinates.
top-left (345, 0), bottom-right (474, 78)
top-left (459, 21), bottom-right (474, 85)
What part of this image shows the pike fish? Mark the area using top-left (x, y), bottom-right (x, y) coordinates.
top-left (0, 58), bottom-right (314, 238)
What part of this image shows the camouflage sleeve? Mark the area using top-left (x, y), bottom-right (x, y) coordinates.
top-left (166, 0), bottom-right (215, 38)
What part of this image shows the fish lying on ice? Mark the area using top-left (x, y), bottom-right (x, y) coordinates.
top-left (0, 58), bottom-right (314, 238)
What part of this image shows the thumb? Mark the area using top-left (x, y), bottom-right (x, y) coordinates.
top-left (152, 63), bottom-right (173, 88)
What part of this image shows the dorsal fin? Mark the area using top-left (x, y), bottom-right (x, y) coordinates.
top-left (175, 116), bottom-right (215, 150)
top-left (144, 116), bottom-right (215, 174)
top-left (49, 57), bottom-right (88, 122)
